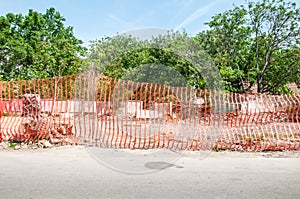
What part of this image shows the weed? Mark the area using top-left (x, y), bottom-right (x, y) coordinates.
top-left (213, 147), bottom-right (224, 152)
top-left (9, 143), bottom-right (17, 148)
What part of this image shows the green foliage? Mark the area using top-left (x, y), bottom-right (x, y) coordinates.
top-left (9, 142), bottom-right (17, 148)
top-left (195, 0), bottom-right (300, 94)
top-left (88, 31), bottom-right (220, 90)
top-left (2, 1), bottom-right (298, 97)
top-left (0, 8), bottom-right (86, 80)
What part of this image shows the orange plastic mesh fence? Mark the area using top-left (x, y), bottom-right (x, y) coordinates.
top-left (0, 72), bottom-right (299, 151)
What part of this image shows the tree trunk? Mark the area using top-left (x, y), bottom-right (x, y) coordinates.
top-left (257, 76), bottom-right (262, 93)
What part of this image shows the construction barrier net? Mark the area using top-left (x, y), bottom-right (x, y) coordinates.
top-left (0, 72), bottom-right (299, 151)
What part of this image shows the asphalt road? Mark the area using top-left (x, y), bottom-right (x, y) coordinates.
top-left (0, 147), bottom-right (300, 199)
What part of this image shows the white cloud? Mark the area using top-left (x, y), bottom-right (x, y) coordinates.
top-left (175, 0), bottom-right (218, 31)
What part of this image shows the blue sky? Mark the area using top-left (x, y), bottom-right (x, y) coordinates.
top-left (1, 0), bottom-right (299, 46)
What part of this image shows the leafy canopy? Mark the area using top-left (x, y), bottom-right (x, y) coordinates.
top-left (88, 31), bottom-right (222, 90)
top-left (195, 0), bottom-right (300, 94)
top-left (0, 7), bottom-right (86, 80)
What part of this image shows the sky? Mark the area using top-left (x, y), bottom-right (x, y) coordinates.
top-left (1, 0), bottom-right (299, 46)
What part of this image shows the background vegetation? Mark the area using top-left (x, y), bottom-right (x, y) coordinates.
top-left (0, 0), bottom-right (299, 94)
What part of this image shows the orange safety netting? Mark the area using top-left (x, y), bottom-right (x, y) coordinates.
top-left (0, 72), bottom-right (299, 151)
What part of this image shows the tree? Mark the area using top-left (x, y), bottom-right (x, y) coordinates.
top-left (0, 8), bottom-right (86, 80)
top-left (88, 31), bottom-right (221, 90)
top-left (195, 0), bottom-right (300, 94)
top-left (195, 6), bottom-right (252, 93)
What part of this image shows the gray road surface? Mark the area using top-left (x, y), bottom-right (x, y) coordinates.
top-left (0, 147), bottom-right (300, 199)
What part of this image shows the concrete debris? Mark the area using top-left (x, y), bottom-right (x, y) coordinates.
top-left (97, 108), bottom-right (112, 117)
top-left (21, 143), bottom-right (29, 149)
top-left (61, 113), bottom-right (74, 120)
top-left (38, 140), bottom-right (53, 148)
top-left (14, 145), bottom-right (21, 150)
top-left (50, 138), bottom-right (61, 144)
top-left (0, 142), bottom-right (9, 149)
top-left (63, 138), bottom-right (72, 144)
